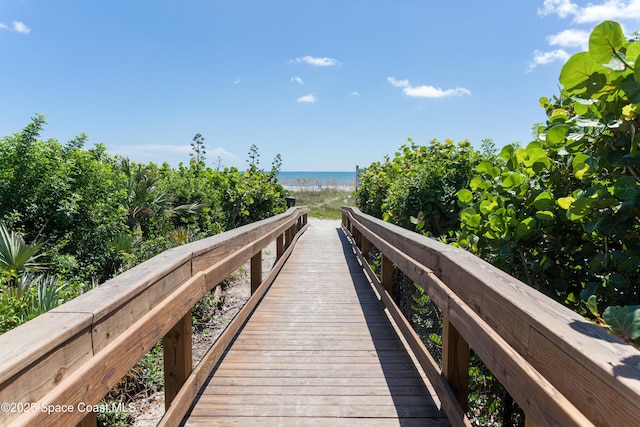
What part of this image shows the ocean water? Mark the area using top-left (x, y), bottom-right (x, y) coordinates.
top-left (277, 171), bottom-right (357, 190)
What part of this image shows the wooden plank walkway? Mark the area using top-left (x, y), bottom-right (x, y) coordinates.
top-left (183, 220), bottom-right (449, 426)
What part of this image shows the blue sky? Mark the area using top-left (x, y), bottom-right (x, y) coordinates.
top-left (2, 1), bottom-right (640, 171)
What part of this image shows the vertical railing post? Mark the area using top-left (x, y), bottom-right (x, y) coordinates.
top-left (285, 224), bottom-right (294, 248)
top-left (163, 312), bottom-right (193, 410)
top-left (276, 234), bottom-right (284, 259)
top-left (361, 235), bottom-right (370, 263)
top-left (381, 254), bottom-right (393, 296)
top-left (251, 250), bottom-right (262, 294)
top-left (442, 315), bottom-right (469, 413)
top-left (76, 412), bottom-right (97, 427)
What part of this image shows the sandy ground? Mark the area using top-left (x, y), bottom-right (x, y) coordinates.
top-left (131, 218), bottom-right (339, 426)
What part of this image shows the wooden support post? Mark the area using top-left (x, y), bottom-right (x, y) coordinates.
top-left (276, 234), bottom-right (284, 259)
top-left (361, 236), bottom-right (370, 263)
top-left (442, 315), bottom-right (469, 413)
top-left (381, 254), bottom-right (393, 296)
top-left (524, 415), bottom-right (537, 427)
top-left (76, 412), bottom-right (97, 427)
top-left (251, 250), bottom-right (262, 294)
top-left (163, 312), bottom-right (193, 410)
top-left (285, 225), bottom-right (294, 248)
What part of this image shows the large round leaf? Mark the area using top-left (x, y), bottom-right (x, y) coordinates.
top-left (560, 52), bottom-right (601, 94)
top-left (516, 217), bottom-right (537, 238)
top-left (533, 192), bottom-right (554, 210)
top-left (613, 176), bottom-right (639, 200)
top-left (589, 21), bottom-right (626, 64)
top-left (535, 210), bottom-right (555, 221)
top-left (460, 208), bottom-right (481, 228)
top-left (457, 188), bottom-right (473, 204)
top-left (545, 125), bottom-right (569, 145)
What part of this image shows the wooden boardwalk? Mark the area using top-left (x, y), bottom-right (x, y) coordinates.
top-left (183, 220), bottom-right (449, 426)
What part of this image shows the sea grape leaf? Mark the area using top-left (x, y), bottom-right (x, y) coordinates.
top-left (516, 217), bottom-right (536, 238)
top-left (533, 192), bottom-right (554, 210)
top-left (613, 176), bottom-right (638, 200)
top-left (457, 189), bottom-right (473, 204)
top-left (621, 75), bottom-right (640, 103)
top-left (560, 52), bottom-right (600, 94)
top-left (589, 20), bottom-right (626, 64)
top-left (545, 125), bottom-right (570, 145)
top-left (557, 196), bottom-right (575, 210)
top-left (535, 210), bottom-right (555, 221)
top-left (603, 305), bottom-right (640, 341)
top-left (460, 208), bottom-right (481, 228)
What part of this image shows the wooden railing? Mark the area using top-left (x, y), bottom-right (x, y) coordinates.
top-left (0, 206), bottom-right (309, 426)
top-left (341, 206), bottom-right (640, 427)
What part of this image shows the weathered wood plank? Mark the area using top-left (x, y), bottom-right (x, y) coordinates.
top-left (184, 220), bottom-right (447, 426)
top-left (11, 273), bottom-right (206, 426)
top-left (342, 206), bottom-right (636, 426)
top-left (163, 312), bottom-right (193, 410)
top-left (185, 417), bottom-right (449, 427)
top-left (158, 220), bottom-right (309, 427)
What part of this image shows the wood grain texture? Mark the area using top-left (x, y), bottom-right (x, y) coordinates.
top-left (184, 220), bottom-right (448, 426)
top-left (0, 207), bottom-right (309, 427)
top-left (342, 206), bottom-right (640, 427)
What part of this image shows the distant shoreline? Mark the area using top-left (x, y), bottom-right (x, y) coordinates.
top-left (277, 171), bottom-right (356, 191)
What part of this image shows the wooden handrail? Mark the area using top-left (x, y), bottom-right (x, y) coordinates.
top-left (0, 206), bottom-right (309, 426)
top-left (341, 206), bottom-right (640, 427)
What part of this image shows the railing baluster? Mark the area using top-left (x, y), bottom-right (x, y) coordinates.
top-left (276, 234), bottom-right (284, 259)
top-left (442, 315), bottom-right (469, 413)
top-left (285, 225), bottom-right (294, 248)
top-left (251, 250), bottom-right (263, 294)
top-left (163, 312), bottom-right (193, 410)
top-left (76, 412), bottom-right (97, 427)
top-left (381, 254), bottom-right (393, 296)
top-left (361, 235), bottom-right (370, 263)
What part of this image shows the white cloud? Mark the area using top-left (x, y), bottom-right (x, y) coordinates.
top-left (547, 29), bottom-right (589, 49)
top-left (297, 94), bottom-right (316, 103)
top-left (387, 77), bottom-right (410, 88)
top-left (0, 21), bottom-right (30, 33)
top-left (289, 56), bottom-right (339, 67)
top-left (528, 49), bottom-right (571, 71)
top-left (539, 0), bottom-right (640, 23)
top-left (539, 0), bottom-right (579, 18)
top-left (290, 76), bottom-right (304, 84)
top-left (233, 77), bottom-right (241, 85)
top-left (350, 91), bottom-right (360, 96)
top-left (12, 21), bottom-right (30, 34)
top-left (208, 146), bottom-right (242, 166)
top-left (387, 76), bottom-right (471, 98)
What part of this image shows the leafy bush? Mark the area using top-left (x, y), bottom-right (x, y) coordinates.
top-left (356, 139), bottom-right (480, 237)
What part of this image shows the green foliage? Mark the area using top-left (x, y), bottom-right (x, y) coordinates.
top-left (0, 224), bottom-right (65, 333)
top-left (356, 139), bottom-right (480, 237)
top-left (0, 116), bottom-right (289, 334)
top-left (456, 20), bottom-right (640, 320)
top-left (603, 305), bottom-right (640, 344)
top-left (355, 20), bottom-right (640, 423)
